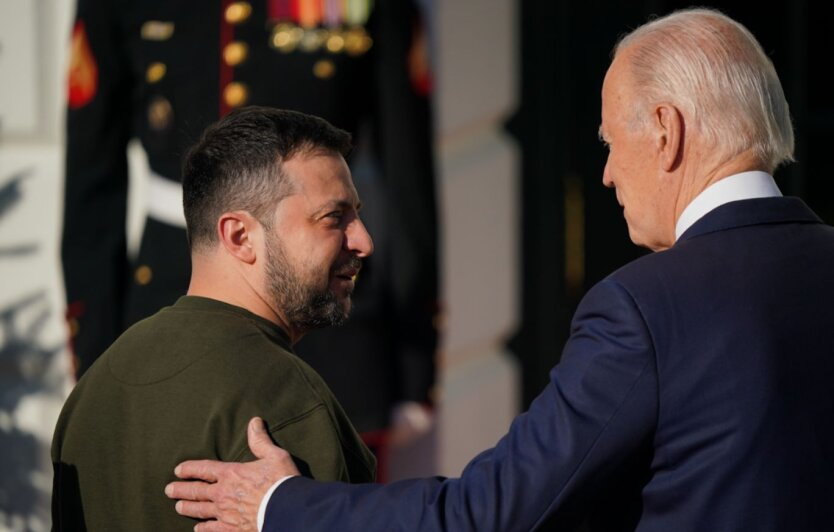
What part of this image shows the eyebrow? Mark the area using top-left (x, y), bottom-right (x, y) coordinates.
top-left (314, 199), bottom-right (362, 216)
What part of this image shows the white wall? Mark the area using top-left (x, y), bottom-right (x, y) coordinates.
top-left (0, 1), bottom-right (75, 529)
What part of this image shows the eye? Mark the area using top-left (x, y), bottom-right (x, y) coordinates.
top-left (324, 211), bottom-right (346, 225)
top-left (598, 131), bottom-right (610, 150)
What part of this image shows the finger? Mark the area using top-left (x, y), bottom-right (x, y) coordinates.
top-left (193, 520), bottom-right (238, 532)
top-left (165, 480), bottom-right (215, 502)
top-left (174, 500), bottom-right (220, 520)
top-left (174, 459), bottom-right (225, 481)
top-left (247, 416), bottom-right (278, 459)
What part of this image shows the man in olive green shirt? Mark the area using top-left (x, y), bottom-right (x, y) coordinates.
top-left (52, 107), bottom-right (376, 530)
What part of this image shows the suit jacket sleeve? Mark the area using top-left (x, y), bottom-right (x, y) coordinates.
top-left (264, 279), bottom-right (659, 531)
top-left (62, 0), bottom-right (133, 375)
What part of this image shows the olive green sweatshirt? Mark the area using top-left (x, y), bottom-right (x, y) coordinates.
top-left (52, 296), bottom-right (375, 531)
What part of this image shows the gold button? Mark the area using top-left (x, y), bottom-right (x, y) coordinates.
top-left (146, 62), bottom-right (167, 83)
top-left (135, 265), bottom-right (153, 285)
top-left (223, 41), bottom-right (248, 66)
top-left (313, 59), bottom-right (335, 79)
top-left (326, 32), bottom-right (345, 53)
top-left (148, 96), bottom-right (173, 130)
top-left (141, 21), bottom-right (175, 41)
top-left (224, 2), bottom-right (252, 24)
top-left (223, 82), bottom-right (248, 108)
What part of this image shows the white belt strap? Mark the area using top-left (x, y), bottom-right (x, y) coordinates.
top-left (146, 170), bottom-right (186, 228)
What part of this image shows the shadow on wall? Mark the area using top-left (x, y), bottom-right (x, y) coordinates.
top-left (0, 169), bottom-right (65, 530)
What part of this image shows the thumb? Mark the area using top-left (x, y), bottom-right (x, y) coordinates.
top-left (247, 416), bottom-right (277, 459)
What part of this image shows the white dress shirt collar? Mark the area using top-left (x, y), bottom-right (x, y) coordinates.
top-left (675, 170), bottom-right (782, 241)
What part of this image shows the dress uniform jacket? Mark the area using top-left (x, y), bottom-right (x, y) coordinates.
top-left (63, 0), bottom-right (438, 432)
top-left (52, 296), bottom-right (375, 531)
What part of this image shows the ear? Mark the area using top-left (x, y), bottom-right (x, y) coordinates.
top-left (654, 103), bottom-right (684, 172)
top-left (217, 211), bottom-right (260, 264)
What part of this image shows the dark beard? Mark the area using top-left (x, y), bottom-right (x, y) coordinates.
top-left (264, 232), bottom-right (351, 332)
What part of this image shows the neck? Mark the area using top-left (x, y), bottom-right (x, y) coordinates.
top-left (673, 149), bottom-right (766, 225)
top-left (188, 252), bottom-right (302, 344)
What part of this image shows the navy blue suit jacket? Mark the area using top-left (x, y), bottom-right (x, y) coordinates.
top-left (266, 197), bottom-right (834, 531)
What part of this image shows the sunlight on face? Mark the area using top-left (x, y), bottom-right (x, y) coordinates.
top-left (263, 153), bottom-right (373, 332)
top-left (600, 48), bottom-right (673, 251)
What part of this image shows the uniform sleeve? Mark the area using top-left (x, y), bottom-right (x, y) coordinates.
top-left (263, 279), bottom-right (659, 531)
top-left (373, 0), bottom-right (439, 405)
top-left (62, 0), bottom-right (134, 376)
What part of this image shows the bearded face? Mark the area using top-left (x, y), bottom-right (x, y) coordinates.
top-left (258, 152), bottom-right (371, 335)
top-left (264, 229), bottom-right (360, 332)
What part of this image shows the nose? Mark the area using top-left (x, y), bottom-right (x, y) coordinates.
top-left (345, 216), bottom-right (374, 257)
top-left (602, 161), bottom-right (614, 188)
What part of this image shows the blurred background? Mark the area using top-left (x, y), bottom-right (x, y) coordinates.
top-left (0, 0), bottom-right (830, 529)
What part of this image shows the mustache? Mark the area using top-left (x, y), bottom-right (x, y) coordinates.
top-left (334, 255), bottom-right (362, 276)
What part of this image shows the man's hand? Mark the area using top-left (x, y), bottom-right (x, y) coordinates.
top-left (164, 417), bottom-right (300, 531)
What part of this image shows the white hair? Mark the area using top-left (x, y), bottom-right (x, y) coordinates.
top-left (615, 8), bottom-right (794, 172)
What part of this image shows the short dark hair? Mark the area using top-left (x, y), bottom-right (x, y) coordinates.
top-left (182, 106), bottom-right (352, 250)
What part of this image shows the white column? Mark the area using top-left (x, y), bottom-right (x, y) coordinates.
top-left (390, 0), bottom-right (521, 478)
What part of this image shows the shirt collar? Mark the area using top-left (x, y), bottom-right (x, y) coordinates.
top-left (675, 170), bottom-right (782, 241)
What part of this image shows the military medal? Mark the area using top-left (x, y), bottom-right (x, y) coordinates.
top-left (268, 0), bottom-right (374, 57)
top-left (344, 26), bottom-right (371, 56)
top-left (272, 23), bottom-right (303, 53)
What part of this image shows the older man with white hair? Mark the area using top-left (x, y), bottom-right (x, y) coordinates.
top-left (166, 9), bottom-right (834, 531)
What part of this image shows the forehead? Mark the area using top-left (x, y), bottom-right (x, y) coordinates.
top-left (282, 152), bottom-right (358, 204)
top-left (601, 48), bottom-right (635, 126)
